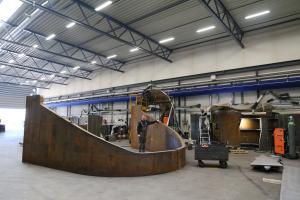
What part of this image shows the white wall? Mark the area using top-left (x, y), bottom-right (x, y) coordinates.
top-left (40, 22), bottom-right (300, 97)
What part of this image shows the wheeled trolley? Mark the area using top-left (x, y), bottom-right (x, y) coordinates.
top-left (195, 143), bottom-right (229, 168)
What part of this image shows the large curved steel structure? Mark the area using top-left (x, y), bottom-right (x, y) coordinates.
top-left (22, 95), bottom-right (185, 176)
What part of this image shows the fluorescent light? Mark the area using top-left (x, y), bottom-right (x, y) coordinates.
top-left (196, 25), bottom-right (216, 33)
top-left (45, 33), bottom-right (56, 41)
top-left (0, 65), bottom-right (6, 69)
top-left (95, 1), bottom-right (112, 11)
top-left (32, 80), bottom-right (37, 84)
top-left (32, 44), bottom-right (38, 48)
top-left (130, 48), bottom-right (139, 52)
top-left (66, 22), bottom-right (76, 29)
top-left (159, 37), bottom-right (175, 44)
top-left (60, 70), bottom-right (66, 74)
top-left (91, 60), bottom-right (97, 64)
top-left (245, 10), bottom-right (270, 19)
top-left (18, 53), bottom-right (25, 58)
top-left (40, 77), bottom-right (46, 80)
top-left (42, 1), bottom-right (48, 6)
top-left (8, 59), bottom-right (15, 63)
top-left (73, 65), bottom-right (80, 70)
top-left (107, 54), bottom-right (117, 59)
top-left (49, 74), bottom-right (55, 78)
top-left (0, 0), bottom-right (23, 23)
top-left (25, 80), bottom-right (29, 83)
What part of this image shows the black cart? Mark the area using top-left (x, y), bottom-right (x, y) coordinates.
top-left (195, 142), bottom-right (229, 168)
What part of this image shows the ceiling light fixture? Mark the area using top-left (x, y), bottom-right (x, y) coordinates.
top-left (107, 54), bottom-right (117, 59)
top-left (18, 53), bottom-right (25, 58)
top-left (8, 59), bottom-right (15, 63)
top-left (32, 80), bottom-right (37, 84)
top-left (0, 0), bottom-right (23, 27)
top-left (60, 70), bottom-right (66, 74)
top-left (32, 44), bottom-right (38, 48)
top-left (42, 1), bottom-right (48, 6)
top-left (0, 65), bottom-right (6, 69)
top-left (245, 10), bottom-right (270, 20)
top-left (45, 33), bottom-right (56, 41)
top-left (196, 25), bottom-right (216, 33)
top-left (91, 60), bottom-right (97, 64)
top-left (40, 77), bottom-right (46, 80)
top-left (159, 37), bottom-right (175, 44)
top-left (66, 22), bottom-right (76, 29)
top-left (73, 65), bottom-right (80, 70)
top-left (130, 48), bottom-right (139, 52)
top-left (49, 74), bottom-right (55, 78)
top-left (95, 1), bottom-right (112, 11)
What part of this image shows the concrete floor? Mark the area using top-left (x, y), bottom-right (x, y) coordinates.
top-left (0, 130), bottom-right (292, 200)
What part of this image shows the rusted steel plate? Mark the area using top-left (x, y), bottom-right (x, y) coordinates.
top-left (23, 96), bottom-right (186, 177)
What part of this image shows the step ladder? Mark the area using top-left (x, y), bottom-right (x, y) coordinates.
top-left (199, 116), bottom-right (211, 145)
top-left (199, 132), bottom-right (211, 144)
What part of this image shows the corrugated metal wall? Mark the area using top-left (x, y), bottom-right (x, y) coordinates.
top-left (0, 83), bottom-right (34, 108)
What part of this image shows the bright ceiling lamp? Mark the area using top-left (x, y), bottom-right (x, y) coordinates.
top-left (107, 54), bottom-right (117, 59)
top-left (91, 60), bottom-right (97, 64)
top-left (130, 48), bottom-right (139, 52)
top-left (0, 65), bottom-right (6, 69)
top-left (46, 33), bottom-right (56, 41)
top-left (159, 37), bottom-right (175, 44)
top-left (95, 1), bottom-right (112, 11)
top-left (8, 59), bottom-right (15, 63)
top-left (73, 65), bottom-right (80, 70)
top-left (245, 10), bottom-right (270, 20)
top-left (66, 22), bottom-right (76, 29)
top-left (40, 77), bottom-right (46, 80)
top-left (32, 44), bottom-right (38, 48)
top-left (0, 0), bottom-right (23, 28)
top-left (18, 53), bottom-right (25, 58)
top-left (60, 70), bottom-right (67, 74)
top-left (196, 25), bottom-right (216, 33)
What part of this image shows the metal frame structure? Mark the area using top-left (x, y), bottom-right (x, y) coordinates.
top-left (21, 29), bottom-right (125, 72)
top-left (20, 0), bottom-right (173, 63)
top-left (0, 46), bottom-right (91, 79)
top-left (0, 0), bottom-right (297, 89)
top-left (200, 0), bottom-right (245, 48)
top-left (1, 21), bottom-right (125, 72)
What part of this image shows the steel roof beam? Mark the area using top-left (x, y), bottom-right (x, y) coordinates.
top-left (4, 18), bottom-right (124, 73)
top-left (0, 78), bottom-right (50, 89)
top-left (22, 29), bottom-right (125, 72)
top-left (0, 69), bottom-right (66, 85)
top-left (20, 0), bottom-right (173, 63)
top-left (0, 42), bottom-right (92, 80)
top-left (0, 60), bottom-right (68, 84)
top-left (0, 37), bottom-right (95, 76)
top-left (79, 0), bottom-right (191, 46)
top-left (200, 0), bottom-right (244, 48)
top-left (1, 20), bottom-right (124, 73)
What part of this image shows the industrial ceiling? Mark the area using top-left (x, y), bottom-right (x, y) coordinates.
top-left (0, 0), bottom-right (299, 89)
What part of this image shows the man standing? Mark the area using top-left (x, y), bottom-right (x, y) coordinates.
top-left (137, 115), bottom-right (158, 152)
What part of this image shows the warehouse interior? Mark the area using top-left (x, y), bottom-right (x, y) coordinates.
top-left (0, 0), bottom-right (300, 199)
